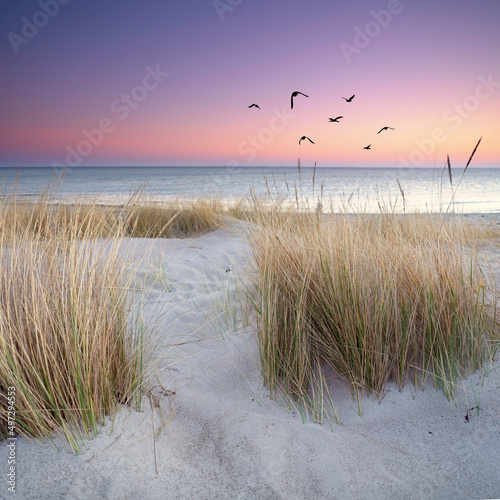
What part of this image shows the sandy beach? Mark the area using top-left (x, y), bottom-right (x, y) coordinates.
top-left (1, 217), bottom-right (499, 500)
top-left (3, 0), bottom-right (500, 496)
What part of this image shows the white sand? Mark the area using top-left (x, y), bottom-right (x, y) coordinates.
top-left (2, 225), bottom-right (500, 500)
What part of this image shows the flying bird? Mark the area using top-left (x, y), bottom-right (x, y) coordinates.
top-left (248, 103), bottom-right (260, 109)
top-left (328, 116), bottom-right (343, 122)
top-left (299, 136), bottom-right (315, 145)
top-left (291, 91), bottom-right (308, 109)
top-left (342, 94), bottom-right (355, 102)
top-left (377, 126), bottom-right (395, 134)
top-left (363, 144), bottom-right (371, 150)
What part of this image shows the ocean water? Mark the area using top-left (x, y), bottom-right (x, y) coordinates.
top-left (0, 166), bottom-right (499, 214)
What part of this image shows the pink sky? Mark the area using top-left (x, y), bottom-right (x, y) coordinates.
top-left (1, 0), bottom-right (499, 168)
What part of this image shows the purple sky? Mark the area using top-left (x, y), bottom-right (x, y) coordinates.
top-left (1, 0), bottom-right (499, 167)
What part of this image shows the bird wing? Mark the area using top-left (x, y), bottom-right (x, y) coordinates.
top-left (308, 138), bottom-right (315, 144)
top-left (377, 128), bottom-right (384, 134)
top-left (350, 94), bottom-right (355, 100)
top-left (298, 92), bottom-right (309, 97)
top-left (291, 94), bottom-right (294, 109)
top-left (336, 116), bottom-right (343, 120)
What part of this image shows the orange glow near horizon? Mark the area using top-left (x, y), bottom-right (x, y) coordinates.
top-left (1, 1), bottom-right (499, 167)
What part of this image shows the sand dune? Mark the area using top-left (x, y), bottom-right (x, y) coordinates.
top-left (2, 226), bottom-right (500, 500)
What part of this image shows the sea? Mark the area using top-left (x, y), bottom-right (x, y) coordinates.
top-left (0, 166), bottom-right (499, 214)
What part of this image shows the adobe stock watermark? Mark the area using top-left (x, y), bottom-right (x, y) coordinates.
top-left (399, 74), bottom-right (499, 168)
top-left (5, 386), bottom-right (17, 493)
top-left (213, 0), bottom-right (244, 22)
top-left (340, 0), bottom-right (410, 63)
top-left (207, 106), bottom-right (296, 192)
top-left (52, 65), bottom-right (169, 168)
top-left (236, 107), bottom-right (296, 162)
top-left (7, 0), bottom-right (71, 54)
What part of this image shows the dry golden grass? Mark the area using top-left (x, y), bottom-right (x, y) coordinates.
top-left (0, 186), bottom-right (231, 451)
top-left (248, 204), bottom-right (499, 415)
top-left (124, 196), bottom-right (223, 238)
top-left (0, 195), bottom-right (146, 452)
top-left (245, 148), bottom-right (500, 418)
top-left (0, 195), bottom-right (223, 242)
top-left (0, 197), bottom-right (121, 242)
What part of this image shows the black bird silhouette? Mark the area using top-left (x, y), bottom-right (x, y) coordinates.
top-left (363, 144), bottom-right (371, 150)
top-left (299, 136), bottom-right (315, 145)
top-left (377, 126), bottom-right (395, 134)
top-left (291, 91), bottom-right (308, 109)
top-left (342, 94), bottom-right (355, 102)
top-left (328, 116), bottom-right (343, 122)
top-left (248, 103), bottom-right (260, 109)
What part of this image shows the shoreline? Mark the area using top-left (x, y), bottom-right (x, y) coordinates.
top-left (2, 194), bottom-right (500, 216)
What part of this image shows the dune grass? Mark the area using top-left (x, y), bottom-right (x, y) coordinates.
top-left (246, 159), bottom-right (499, 417)
top-left (0, 193), bottom-right (223, 241)
top-left (124, 195), bottom-right (223, 238)
top-left (0, 195), bottom-right (147, 452)
top-left (0, 185), bottom-right (230, 451)
top-left (0, 196), bottom-right (121, 241)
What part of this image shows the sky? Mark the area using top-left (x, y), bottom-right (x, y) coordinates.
top-left (1, 0), bottom-right (499, 168)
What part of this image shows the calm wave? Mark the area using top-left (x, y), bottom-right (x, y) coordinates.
top-left (1, 166), bottom-right (499, 213)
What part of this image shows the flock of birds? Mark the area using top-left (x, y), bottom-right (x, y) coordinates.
top-left (248, 91), bottom-right (395, 150)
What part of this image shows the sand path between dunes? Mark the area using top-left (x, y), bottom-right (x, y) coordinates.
top-left (2, 223), bottom-right (499, 500)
